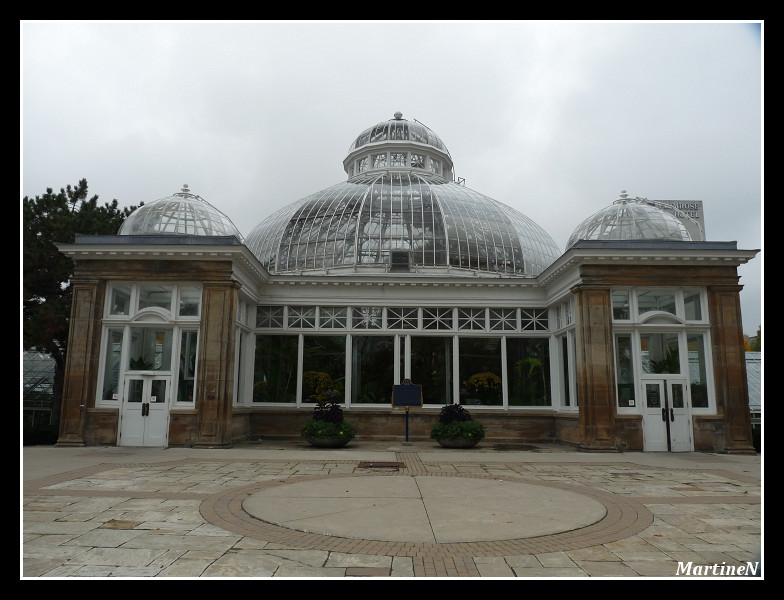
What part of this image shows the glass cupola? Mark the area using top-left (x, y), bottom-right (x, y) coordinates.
top-left (119, 185), bottom-right (243, 239)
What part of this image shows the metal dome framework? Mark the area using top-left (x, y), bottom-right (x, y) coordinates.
top-left (566, 192), bottom-right (692, 249)
top-left (247, 113), bottom-right (560, 277)
top-left (119, 185), bottom-right (243, 239)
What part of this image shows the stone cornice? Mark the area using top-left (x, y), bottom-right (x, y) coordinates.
top-left (538, 240), bottom-right (759, 287)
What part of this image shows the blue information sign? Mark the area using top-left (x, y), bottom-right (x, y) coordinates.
top-left (392, 383), bottom-right (423, 407)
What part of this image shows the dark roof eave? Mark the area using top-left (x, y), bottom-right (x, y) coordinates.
top-left (72, 233), bottom-right (244, 246)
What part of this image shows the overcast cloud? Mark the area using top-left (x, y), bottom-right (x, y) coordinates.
top-left (21, 20), bottom-right (763, 337)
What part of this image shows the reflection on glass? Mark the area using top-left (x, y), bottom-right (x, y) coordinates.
top-left (638, 290), bottom-right (676, 316)
top-left (612, 290), bottom-right (630, 320)
top-left (139, 285), bottom-right (173, 311)
top-left (684, 291), bottom-right (702, 321)
top-left (110, 285), bottom-right (132, 315)
top-left (178, 286), bottom-right (201, 317)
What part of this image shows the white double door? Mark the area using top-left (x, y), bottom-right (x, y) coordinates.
top-left (641, 379), bottom-right (693, 452)
top-left (119, 375), bottom-right (170, 447)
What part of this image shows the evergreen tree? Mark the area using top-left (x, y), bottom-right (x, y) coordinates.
top-left (22, 179), bottom-right (138, 429)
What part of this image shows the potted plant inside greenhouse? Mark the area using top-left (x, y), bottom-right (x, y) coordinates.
top-left (300, 371), bottom-right (355, 448)
top-left (430, 404), bottom-right (486, 448)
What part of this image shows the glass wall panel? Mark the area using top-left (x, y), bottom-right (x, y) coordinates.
top-left (138, 285), bottom-right (173, 312)
top-left (101, 328), bottom-right (124, 401)
top-left (178, 330), bottom-right (198, 403)
top-left (253, 335), bottom-right (298, 403)
top-left (640, 332), bottom-right (680, 374)
top-left (506, 337), bottom-right (550, 406)
top-left (302, 336), bottom-right (346, 403)
top-left (612, 290), bottom-right (630, 320)
top-left (388, 307), bottom-right (418, 329)
top-left (128, 327), bottom-right (173, 371)
top-left (288, 306), bottom-right (316, 328)
top-left (684, 291), bottom-right (703, 321)
top-left (257, 306), bottom-right (284, 328)
top-left (459, 337), bottom-right (502, 406)
top-left (319, 307), bottom-right (348, 329)
top-left (559, 335), bottom-right (571, 407)
top-left (178, 286), bottom-right (201, 317)
top-left (638, 289), bottom-right (676, 316)
top-left (614, 334), bottom-right (636, 407)
top-left (110, 285), bottom-right (132, 316)
top-left (351, 336), bottom-right (394, 404)
top-left (687, 333), bottom-right (709, 408)
top-left (410, 336), bottom-right (453, 405)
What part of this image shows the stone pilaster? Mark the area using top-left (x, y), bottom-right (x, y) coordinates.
top-left (56, 279), bottom-right (106, 446)
top-left (572, 285), bottom-right (618, 451)
top-left (193, 280), bottom-right (240, 448)
top-left (708, 284), bottom-right (757, 454)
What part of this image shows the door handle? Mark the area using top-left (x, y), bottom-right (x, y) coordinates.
top-left (142, 403), bottom-right (149, 417)
top-left (661, 408), bottom-right (667, 422)
top-left (670, 408), bottom-right (674, 422)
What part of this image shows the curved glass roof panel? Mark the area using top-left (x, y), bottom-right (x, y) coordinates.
top-left (119, 186), bottom-right (243, 239)
top-left (246, 173), bottom-right (560, 277)
top-left (566, 196), bottom-right (691, 249)
top-left (348, 114), bottom-right (450, 156)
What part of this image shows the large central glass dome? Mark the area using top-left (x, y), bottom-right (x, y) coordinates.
top-left (246, 113), bottom-right (560, 277)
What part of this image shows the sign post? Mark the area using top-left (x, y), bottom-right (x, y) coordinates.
top-left (392, 380), bottom-right (423, 443)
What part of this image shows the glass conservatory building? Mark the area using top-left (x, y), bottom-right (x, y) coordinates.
top-left (55, 113), bottom-right (758, 453)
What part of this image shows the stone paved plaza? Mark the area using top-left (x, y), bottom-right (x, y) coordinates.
top-left (22, 442), bottom-right (762, 579)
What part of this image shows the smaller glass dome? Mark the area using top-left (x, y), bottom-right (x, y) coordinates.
top-left (566, 191), bottom-right (692, 249)
top-left (347, 112), bottom-right (450, 155)
top-left (119, 185), bottom-right (243, 239)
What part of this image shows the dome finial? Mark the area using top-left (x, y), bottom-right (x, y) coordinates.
top-left (182, 184), bottom-right (190, 193)
top-left (394, 111), bottom-right (402, 120)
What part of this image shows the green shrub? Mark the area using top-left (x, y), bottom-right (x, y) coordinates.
top-left (430, 420), bottom-right (485, 441)
top-left (301, 419), bottom-right (355, 441)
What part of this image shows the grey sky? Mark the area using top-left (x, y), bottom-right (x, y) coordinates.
top-left (21, 20), bottom-right (763, 337)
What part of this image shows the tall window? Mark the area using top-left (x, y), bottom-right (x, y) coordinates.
top-left (178, 330), bottom-right (198, 403)
top-left (101, 329), bottom-right (124, 401)
top-left (459, 337), bottom-right (502, 406)
top-left (410, 336), bottom-right (452, 405)
top-left (687, 333), bottom-right (709, 407)
top-left (507, 337), bottom-right (550, 406)
top-left (253, 335), bottom-right (298, 403)
top-left (351, 336), bottom-right (394, 404)
top-left (614, 334), bottom-right (635, 407)
top-left (302, 336), bottom-right (346, 403)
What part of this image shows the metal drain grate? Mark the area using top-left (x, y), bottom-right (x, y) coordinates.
top-left (357, 461), bottom-right (405, 469)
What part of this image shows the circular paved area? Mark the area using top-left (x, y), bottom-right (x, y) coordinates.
top-left (201, 472), bottom-right (655, 557)
top-left (243, 475), bottom-right (607, 543)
